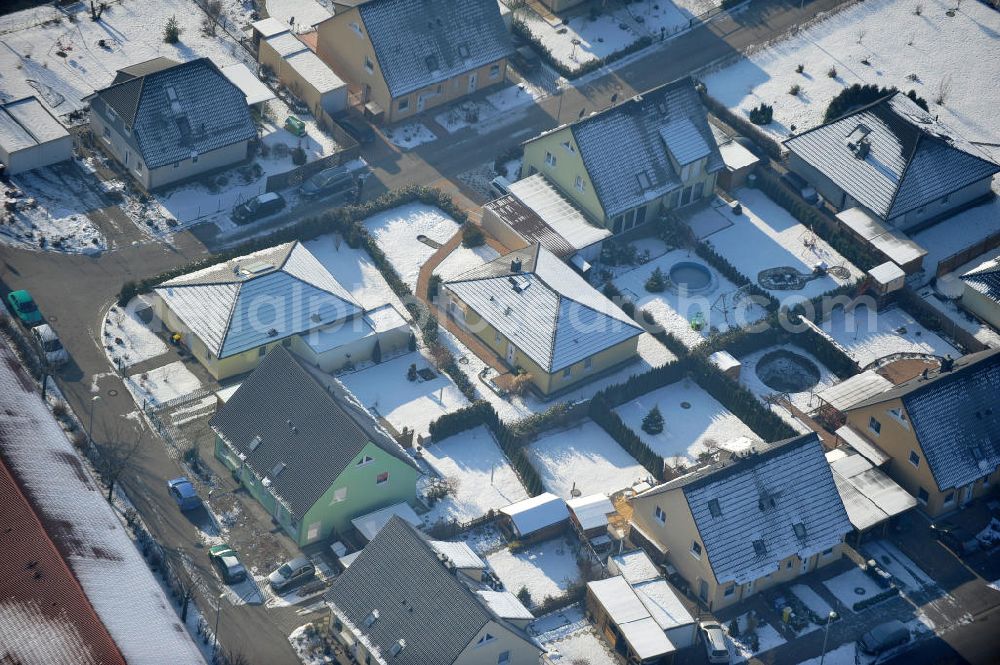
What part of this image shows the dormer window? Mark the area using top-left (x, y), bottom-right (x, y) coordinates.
top-left (458, 44), bottom-right (470, 58)
top-left (357, 455), bottom-right (374, 466)
top-left (752, 539), bottom-right (767, 557)
top-left (425, 54), bottom-right (439, 72)
top-left (363, 609), bottom-right (379, 628)
top-left (708, 498), bottom-right (722, 518)
top-left (476, 633), bottom-right (496, 646)
top-left (637, 171), bottom-right (651, 190)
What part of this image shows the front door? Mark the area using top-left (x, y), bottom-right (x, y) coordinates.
top-left (468, 72), bottom-right (478, 93)
top-left (698, 579), bottom-right (709, 602)
top-left (505, 343), bottom-right (515, 364)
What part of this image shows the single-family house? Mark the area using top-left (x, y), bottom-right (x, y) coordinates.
top-left (153, 241), bottom-right (409, 380)
top-left (326, 516), bottom-right (542, 665)
top-left (497, 492), bottom-right (569, 543)
top-left (960, 257), bottom-right (1000, 330)
top-left (841, 349), bottom-right (1000, 517)
top-left (0, 96), bottom-right (73, 174)
top-left (87, 58), bottom-right (256, 190)
top-left (520, 77), bottom-right (724, 235)
top-left (444, 244), bottom-right (643, 397)
top-left (784, 92), bottom-right (1000, 231)
top-left (630, 433), bottom-right (852, 610)
top-left (210, 346), bottom-right (420, 546)
top-left (315, 0), bottom-right (513, 123)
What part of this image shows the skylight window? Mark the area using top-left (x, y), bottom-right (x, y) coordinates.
top-left (793, 522), bottom-right (807, 540)
top-left (708, 498), bottom-right (722, 518)
top-left (270, 462), bottom-right (286, 478)
top-left (390, 639), bottom-right (406, 656)
top-left (752, 540), bottom-right (767, 557)
top-left (458, 44), bottom-right (470, 58)
top-left (363, 609), bottom-right (379, 628)
top-left (249, 435), bottom-right (263, 451)
top-left (425, 54), bottom-right (439, 72)
top-left (637, 171), bottom-right (652, 190)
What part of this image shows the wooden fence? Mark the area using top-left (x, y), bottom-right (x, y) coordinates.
top-left (896, 287), bottom-right (988, 354)
top-left (935, 229), bottom-right (1000, 277)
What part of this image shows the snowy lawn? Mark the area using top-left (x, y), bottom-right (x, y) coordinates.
top-left (126, 361), bottom-right (203, 408)
top-left (433, 82), bottom-right (546, 134)
top-left (862, 540), bottom-right (935, 592)
top-left (486, 536), bottom-right (583, 606)
top-left (614, 379), bottom-right (759, 467)
top-left (433, 242), bottom-right (500, 281)
top-left (822, 567), bottom-right (888, 611)
top-left (738, 346), bottom-right (838, 413)
top-left (102, 298), bottom-right (170, 370)
top-left (532, 603), bottom-right (617, 664)
top-left (917, 284), bottom-right (1000, 349)
top-left (691, 190), bottom-right (864, 301)
top-left (702, 0), bottom-right (1000, 149)
top-left (821, 304), bottom-right (958, 368)
top-left (337, 351), bottom-right (470, 438)
top-left (303, 232), bottom-right (409, 313)
top-left (525, 420), bottom-right (650, 499)
top-left (363, 203), bottom-right (461, 291)
top-left (383, 122), bottom-right (437, 150)
top-left (724, 612), bottom-right (786, 663)
top-left (613, 248), bottom-right (768, 349)
top-left (790, 584), bottom-right (835, 620)
top-left (911, 189), bottom-right (1000, 277)
top-left (421, 426), bottom-right (529, 525)
top-left (2, 165), bottom-right (106, 253)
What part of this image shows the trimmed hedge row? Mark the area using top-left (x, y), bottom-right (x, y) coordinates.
top-left (589, 397), bottom-right (666, 481)
top-left (694, 242), bottom-right (780, 312)
top-left (428, 400), bottom-right (496, 442)
top-left (698, 91), bottom-right (782, 161)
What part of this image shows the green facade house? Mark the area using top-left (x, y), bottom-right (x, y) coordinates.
top-left (210, 346), bottom-right (420, 546)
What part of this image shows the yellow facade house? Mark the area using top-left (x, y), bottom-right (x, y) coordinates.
top-left (316, 0), bottom-right (513, 123)
top-left (842, 349), bottom-right (1000, 518)
top-left (630, 433), bottom-right (852, 611)
top-left (443, 244), bottom-right (643, 397)
top-left (520, 76), bottom-right (723, 235)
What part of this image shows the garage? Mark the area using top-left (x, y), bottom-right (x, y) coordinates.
top-left (0, 96), bottom-right (72, 175)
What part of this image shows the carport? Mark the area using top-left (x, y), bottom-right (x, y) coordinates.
top-left (0, 96), bottom-right (72, 174)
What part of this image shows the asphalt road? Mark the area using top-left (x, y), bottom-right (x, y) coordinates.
top-left (0, 0), bottom-right (862, 662)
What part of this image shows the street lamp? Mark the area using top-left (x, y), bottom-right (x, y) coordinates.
top-left (213, 592), bottom-right (224, 655)
top-left (818, 610), bottom-right (838, 665)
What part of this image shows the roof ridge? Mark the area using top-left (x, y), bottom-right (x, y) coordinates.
top-left (217, 280), bottom-right (246, 358)
top-left (884, 120), bottom-right (925, 220)
top-left (783, 91), bottom-right (900, 146)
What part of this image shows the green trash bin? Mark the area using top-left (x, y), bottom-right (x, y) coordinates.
top-left (284, 115), bottom-right (306, 136)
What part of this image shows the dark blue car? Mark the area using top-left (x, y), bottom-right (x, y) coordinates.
top-left (167, 477), bottom-right (202, 511)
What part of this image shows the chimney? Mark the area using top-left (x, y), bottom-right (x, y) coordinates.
top-left (511, 258), bottom-right (522, 273)
top-left (940, 354), bottom-right (954, 372)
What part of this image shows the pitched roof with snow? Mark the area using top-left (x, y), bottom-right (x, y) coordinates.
top-left (354, 0), bottom-right (513, 99)
top-left (850, 349), bottom-right (1000, 491)
top-left (326, 517), bottom-right (540, 665)
top-left (209, 346), bottom-right (417, 520)
top-left (548, 77), bottom-right (723, 218)
top-left (505, 175), bottom-right (612, 252)
top-left (445, 245), bottom-right (642, 372)
top-left (430, 540), bottom-right (486, 571)
top-left (483, 193), bottom-right (578, 259)
top-left (609, 549), bottom-right (662, 585)
top-left (566, 493), bottom-right (615, 532)
top-left (826, 449), bottom-right (917, 532)
top-left (499, 492), bottom-right (569, 536)
top-left (0, 96), bottom-right (70, 152)
top-left (92, 58), bottom-right (255, 168)
top-left (641, 433), bottom-right (851, 585)
top-left (156, 241), bottom-right (361, 358)
top-left (784, 93), bottom-right (1000, 221)
top-left (0, 346), bottom-right (206, 664)
top-left (961, 257), bottom-right (1000, 304)
top-left (587, 577), bottom-right (675, 659)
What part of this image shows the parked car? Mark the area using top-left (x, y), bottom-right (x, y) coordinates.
top-left (780, 170), bottom-right (823, 206)
top-left (511, 45), bottom-right (540, 74)
top-left (167, 477), bottom-right (202, 512)
top-left (300, 166), bottom-right (356, 201)
top-left (231, 192), bottom-right (286, 225)
top-left (335, 115), bottom-right (376, 145)
top-left (209, 544), bottom-right (248, 584)
top-left (268, 557), bottom-right (316, 593)
top-left (6, 289), bottom-right (43, 327)
top-left (931, 521), bottom-right (979, 555)
top-left (699, 621), bottom-right (731, 664)
top-left (489, 175), bottom-right (512, 199)
top-left (858, 619), bottom-right (910, 655)
top-left (31, 324), bottom-right (69, 367)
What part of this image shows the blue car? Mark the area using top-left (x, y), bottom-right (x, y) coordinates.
top-left (167, 477), bottom-right (202, 511)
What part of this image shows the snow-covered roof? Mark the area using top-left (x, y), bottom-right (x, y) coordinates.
top-left (587, 577), bottom-right (675, 659)
top-left (835, 208), bottom-right (927, 267)
top-left (445, 245), bottom-right (642, 372)
top-left (430, 540), bottom-right (486, 571)
top-left (868, 261), bottom-right (906, 286)
top-left (816, 370), bottom-right (893, 412)
top-left (483, 195), bottom-right (577, 259)
top-left (264, 30), bottom-right (308, 57)
top-left (961, 257), bottom-right (1000, 305)
top-left (836, 425), bottom-right (891, 467)
top-left (609, 549), bottom-right (661, 585)
top-left (634, 579), bottom-right (695, 631)
top-left (566, 493), bottom-right (615, 532)
top-left (157, 241), bottom-right (362, 358)
top-left (708, 350), bottom-right (740, 372)
top-left (351, 502), bottom-right (423, 542)
top-left (0, 96), bottom-right (69, 152)
top-left (499, 492), bottom-right (568, 536)
top-left (475, 591), bottom-right (533, 621)
top-left (220, 63), bottom-right (276, 106)
top-left (284, 50), bottom-right (346, 94)
top-left (785, 93), bottom-right (1000, 221)
top-left (355, 0), bottom-right (513, 99)
top-left (252, 17), bottom-right (288, 38)
top-left (718, 139), bottom-right (759, 172)
top-left (507, 174), bottom-right (612, 251)
top-left (0, 346), bottom-right (206, 664)
top-left (826, 450), bottom-right (918, 532)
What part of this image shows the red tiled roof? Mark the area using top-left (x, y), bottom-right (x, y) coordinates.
top-left (0, 457), bottom-right (127, 665)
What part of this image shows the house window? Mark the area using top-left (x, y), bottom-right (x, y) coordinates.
top-left (909, 450), bottom-right (920, 467)
top-left (943, 491), bottom-right (956, 506)
top-left (135, 161), bottom-right (143, 174)
top-left (376, 472), bottom-right (389, 485)
top-left (654, 505), bottom-right (666, 524)
top-left (917, 487), bottom-right (929, 504)
top-left (173, 161), bottom-right (180, 168)
top-left (708, 498), bottom-right (722, 517)
top-left (623, 209), bottom-right (636, 231)
top-left (495, 331), bottom-right (502, 344)
top-left (562, 366), bottom-right (571, 379)
top-left (489, 64), bottom-right (500, 79)
top-left (635, 206), bottom-right (647, 226)
top-left (306, 522), bottom-right (321, 542)
top-left (612, 215), bottom-right (623, 234)
top-left (545, 151), bottom-right (556, 167)
top-left (680, 186), bottom-right (693, 206)
top-left (666, 190), bottom-right (679, 209)
top-left (476, 633), bottom-right (495, 647)
top-left (693, 181), bottom-right (705, 200)
top-left (752, 539), bottom-right (767, 556)
top-left (498, 651), bottom-right (510, 665)
top-left (786, 559), bottom-right (793, 569)
top-left (574, 175), bottom-right (585, 192)
top-left (398, 98), bottom-right (409, 112)
top-left (191, 154), bottom-right (199, 164)
top-left (331, 487), bottom-right (347, 504)
top-left (350, 21), bottom-right (362, 36)
top-left (561, 141), bottom-right (575, 154)
top-left (681, 164), bottom-right (690, 181)
top-left (357, 455), bottom-right (374, 466)
top-left (102, 126), bottom-right (112, 141)
top-left (822, 547), bottom-right (834, 556)
top-left (690, 541), bottom-right (702, 559)
top-left (258, 346), bottom-right (267, 357)
top-left (584, 357), bottom-right (593, 371)
top-left (793, 522), bottom-right (807, 540)
top-left (723, 583), bottom-right (735, 597)
top-left (364, 56), bottom-right (374, 74)
top-left (868, 416), bottom-right (881, 435)
top-left (281, 338), bottom-right (291, 348)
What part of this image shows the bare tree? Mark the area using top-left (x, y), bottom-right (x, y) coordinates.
top-left (95, 423), bottom-right (143, 502)
top-left (90, 1), bottom-right (107, 21)
top-left (202, 0), bottom-right (223, 37)
top-left (935, 75), bottom-right (953, 105)
top-left (855, 28), bottom-right (867, 44)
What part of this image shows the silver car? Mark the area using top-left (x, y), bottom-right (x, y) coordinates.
top-left (700, 621), bottom-right (731, 664)
top-left (32, 324), bottom-right (68, 367)
top-left (268, 557), bottom-right (316, 593)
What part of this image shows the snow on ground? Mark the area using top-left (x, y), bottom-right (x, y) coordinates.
top-left (911, 188), bottom-right (1000, 277)
top-left (303, 232), bottom-right (409, 314)
top-left (486, 536), bottom-right (583, 606)
top-left (421, 426), bottom-right (529, 525)
top-left (383, 122), bottom-right (438, 150)
top-left (738, 346), bottom-right (838, 413)
top-left (433, 82), bottom-right (546, 134)
top-left (822, 304), bottom-right (958, 368)
top-left (918, 283), bottom-right (1000, 349)
top-left (614, 379), bottom-right (759, 467)
top-left (337, 351), bottom-right (469, 438)
top-left (790, 584), bottom-right (835, 619)
top-left (0, 346), bottom-right (207, 662)
top-left (101, 298), bottom-right (170, 370)
top-left (265, 0), bottom-right (331, 30)
top-left (515, 1), bottom-right (689, 73)
top-left (725, 612), bottom-right (786, 663)
top-left (525, 420), bottom-right (650, 499)
top-left (533, 605), bottom-right (618, 664)
top-left (126, 361), bottom-right (203, 408)
top-left (1, 166), bottom-right (106, 253)
top-left (822, 567), bottom-right (886, 611)
top-left (363, 203), bottom-right (461, 291)
top-left (796, 642), bottom-right (858, 665)
top-left (691, 190), bottom-right (864, 301)
top-left (862, 540), bottom-right (935, 592)
top-left (702, 0), bottom-right (1000, 147)
top-left (433, 242), bottom-right (500, 281)
top-left (613, 248), bottom-right (769, 348)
